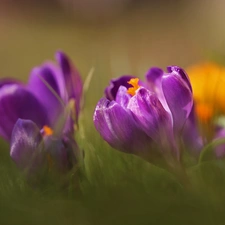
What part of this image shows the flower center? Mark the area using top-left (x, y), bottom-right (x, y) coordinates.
top-left (42, 125), bottom-right (53, 136)
top-left (127, 78), bottom-right (140, 96)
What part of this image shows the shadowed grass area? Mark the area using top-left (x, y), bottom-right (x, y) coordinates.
top-left (2, 127), bottom-right (225, 225)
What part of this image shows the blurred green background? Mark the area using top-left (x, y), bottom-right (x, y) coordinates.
top-left (1, 0), bottom-right (225, 110)
top-left (1, 1), bottom-right (225, 225)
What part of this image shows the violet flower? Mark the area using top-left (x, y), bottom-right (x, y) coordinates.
top-left (0, 51), bottom-right (82, 172)
top-left (94, 66), bottom-right (202, 161)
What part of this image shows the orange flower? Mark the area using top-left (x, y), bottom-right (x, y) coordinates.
top-left (186, 62), bottom-right (225, 122)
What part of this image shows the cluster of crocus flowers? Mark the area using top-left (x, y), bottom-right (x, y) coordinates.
top-left (94, 66), bottom-right (204, 166)
top-left (0, 51), bottom-right (83, 174)
top-left (3, 50), bottom-right (225, 181)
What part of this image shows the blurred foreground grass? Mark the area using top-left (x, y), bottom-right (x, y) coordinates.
top-left (1, 138), bottom-right (225, 224)
top-left (1, 106), bottom-right (225, 225)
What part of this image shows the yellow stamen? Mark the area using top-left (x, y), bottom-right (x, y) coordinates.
top-left (127, 78), bottom-right (140, 96)
top-left (42, 125), bottom-right (53, 136)
top-left (195, 102), bottom-right (213, 123)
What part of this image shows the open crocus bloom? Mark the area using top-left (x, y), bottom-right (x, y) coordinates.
top-left (10, 119), bottom-right (77, 173)
top-left (0, 51), bottom-right (82, 172)
top-left (94, 66), bottom-right (202, 162)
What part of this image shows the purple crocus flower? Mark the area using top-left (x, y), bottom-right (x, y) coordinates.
top-left (0, 51), bottom-right (82, 172)
top-left (94, 66), bottom-right (201, 161)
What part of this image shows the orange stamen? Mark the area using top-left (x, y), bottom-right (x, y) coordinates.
top-left (195, 102), bottom-right (213, 123)
top-left (42, 125), bottom-right (53, 136)
top-left (127, 78), bottom-right (140, 96)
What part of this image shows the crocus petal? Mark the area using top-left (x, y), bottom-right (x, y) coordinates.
top-left (104, 75), bottom-right (134, 100)
top-left (127, 87), bottom-right (178, 158)
top-left (28, 63), bottom-right (65, 126)
top-left (145, 67), bottom-right (170, 112)
top-left (43, 137), bottom-right (68, 171)
top-left (10, 119), bottom-right (44, 171)
top-left (182, 106), bottom-right (203, 155)
top-left (127, 88), bottom-right (172, 141)
top-left (167, 66), bottom-right (192, 92)
top-left (115, 86), bottom-right (131, 108)
top-left (0, 85), bottom-right (49, 140)
top-left (0, 78), bottom-right (23, 88)
top-left (56, 51), bottom-right (83, 122)
top-left (94, 98), bottom-right (152, 154)
top-left (162, 72), bottom-right (193, 132)
top-left (146, 67), bottom-right (164, 85)
top-left (0, 80), bottom-right (24, 139)
top-left (43, 134), bottom-right (77, 171)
